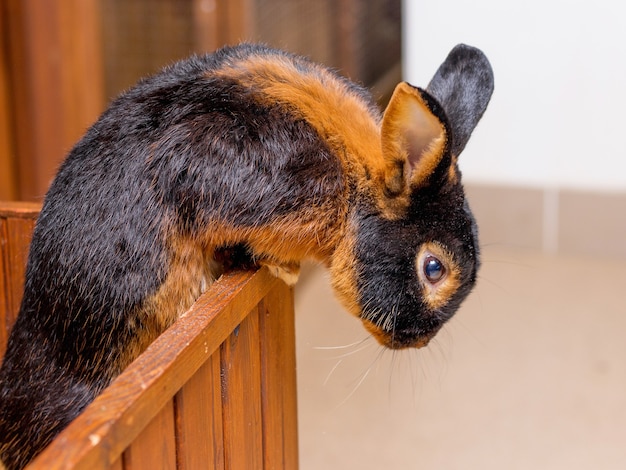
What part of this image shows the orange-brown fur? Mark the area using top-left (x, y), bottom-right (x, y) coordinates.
top-left (213, 55), bottom-right (411, 219)
top-left (328, 215), bottom-right (361, 319)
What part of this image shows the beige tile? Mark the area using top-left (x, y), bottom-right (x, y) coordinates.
top-left (295, 248), bottom-right (626, 469)
top-left (559, 190), bottom-right (626, 259)
top-left (464, 184), bottom-right (544, 252)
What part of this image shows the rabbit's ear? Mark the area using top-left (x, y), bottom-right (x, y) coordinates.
top-left (380, 82), bottom-right (449, 193)
top-left (427, 44), bottom-right (494, 157)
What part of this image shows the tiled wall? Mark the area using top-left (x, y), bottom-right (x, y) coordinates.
top-left (465, 184), bottom-right (626, 259)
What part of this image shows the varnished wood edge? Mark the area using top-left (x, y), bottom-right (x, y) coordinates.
top-left (0, 201), bottom-right (41, 219)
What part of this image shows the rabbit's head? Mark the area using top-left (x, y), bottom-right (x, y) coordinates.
top-left (330, 45), bottom-right (494, 349)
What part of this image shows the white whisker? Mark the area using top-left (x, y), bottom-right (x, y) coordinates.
top-left (332, 343), bottom-right (386, 408)
top-left (335, 364), bottom-right (372, 409)
top-left (313, 337), bottom-right (369, 350)
top-left (329, 341), bottom-right (374, 359)
top-left (323, 359), bottom-right (344, 386)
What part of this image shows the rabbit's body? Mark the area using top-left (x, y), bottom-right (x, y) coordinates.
top-left (0, 43), bottom-right (493, 469)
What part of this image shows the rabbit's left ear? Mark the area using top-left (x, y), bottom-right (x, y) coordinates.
top-left (380, 82), bottom-right (449, 193)
top-left (427, 44), bottom-right (494, 157)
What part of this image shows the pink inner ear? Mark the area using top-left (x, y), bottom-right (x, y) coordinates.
top-left (403, 97), bottom-right (446, 172)
top-left (381, 83), bottom-right (447, 189)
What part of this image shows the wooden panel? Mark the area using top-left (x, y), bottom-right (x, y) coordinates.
top-left (175, 352), bottom-right (224, 470)
top-left (192, 0), bottom-right (220, 53)
top-left (0, 3), bottom-right (17, 200)
top-left (4, 218), bottom-right (36, 324)
top-left (0, 217), bottom-right (10, 360)
top-left (124, 401), bottom-right (177, 470)
top-left (110, 457), bottom-right (123, 470)
top-left (0, 202), bottom-right (39, 360)
top-left (0, 201), bottom-right (41, 220)
top-left (254, 0), bottom-right (336, 68)
top-left (191, 0), bottom-right (256, 52)
top-left (57, 0), bottom-right (105, 149)
top-left (218, 0), bottom-right (256, 44)
top-left (259, 282), bottom-right (299, 469)
top-left (101, 0), bottom-right (195, 99)
top-left (221, 307), bottom-right (263, 469)
top-left (4, 0), bottom-right (104, 201)
top-left (28, 268), bottom-right (279, 469)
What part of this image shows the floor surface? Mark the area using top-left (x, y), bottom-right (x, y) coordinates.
top-left (294, 247), bottom-right (626, 469)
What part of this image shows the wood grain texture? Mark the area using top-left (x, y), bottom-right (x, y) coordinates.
top-left (175, 352), bottom-right (224, 470)
top-left (109, 458), bottom-right (123, 470)
top-left (4, 218), bottom-right (35, 324)
top-left (259, 283), bottom-right (299, 469)
top-left (0, 218), bottom-right (10, 360)
top-left (123, 401), bottom-right (177, 470)
top-left (0, 201), bottom-right (41, 218)
top-left (27, 267), bottom-right (279, 469)
top-left (0, 3), bottom-right (17, 201)
top-left (4, 0), bottom-right (104, 200)
top-left (0, 202), bottom-right (38, 360)
top-left (221, 306), bottom-right (263, 469)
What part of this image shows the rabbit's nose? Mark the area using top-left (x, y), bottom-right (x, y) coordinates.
top-left (361, 317), bottom-right (439, 350)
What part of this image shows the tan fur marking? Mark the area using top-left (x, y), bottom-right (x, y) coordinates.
top-left (328, 214), bottom-right (361, 318)
top-left (416, 242), bottom-right (461, 310)
top-left (214, 201), bottom-right (347, 264)
top-left (216, 55), bottom-right (382, 170)
top-left (448, 155), bottom-right (459, 184)
top-left (212, 55), bottom-right (409, 219)
top-left (117, 235), bottom-right (217, 372)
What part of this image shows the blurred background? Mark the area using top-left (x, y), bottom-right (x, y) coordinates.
top-left (1, 0), bottom-right (625, 468)
top-left (0, 0), bottom-right (401, 202)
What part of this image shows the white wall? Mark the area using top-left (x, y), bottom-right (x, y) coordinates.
top-left (403, 0), bottom-right (626, 191)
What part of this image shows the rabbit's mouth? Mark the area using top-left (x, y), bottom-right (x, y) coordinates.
top-left (361, 318), bottom-right (440, 350)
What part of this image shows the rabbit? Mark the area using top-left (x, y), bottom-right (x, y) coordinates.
top-left (0, 42), bottom-right (493, 469)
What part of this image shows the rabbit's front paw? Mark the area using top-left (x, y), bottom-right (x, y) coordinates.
top-left (264, 262), bottom-right (300, 286)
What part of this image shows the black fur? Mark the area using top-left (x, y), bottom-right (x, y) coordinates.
top-left (355, 182), bottom-right (480, 348)
top-left (427, 44), bottom-right (494, 156)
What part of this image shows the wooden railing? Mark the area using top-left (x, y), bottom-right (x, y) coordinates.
top-left (0, 202), bottom-right (299, 469)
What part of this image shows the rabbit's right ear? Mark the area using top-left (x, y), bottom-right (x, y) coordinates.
top-left (380, 82), bottom-right (449, 194)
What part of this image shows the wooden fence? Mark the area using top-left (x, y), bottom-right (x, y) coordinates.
top-left (0, 202), bottom-right (299, 469)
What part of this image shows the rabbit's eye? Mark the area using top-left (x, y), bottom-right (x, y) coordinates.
top-left (416, 243), bottom-right (458, 309)
top-left (423, 256), bottom-right (446, 283)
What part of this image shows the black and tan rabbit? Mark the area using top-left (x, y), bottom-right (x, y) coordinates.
top-left (0, 43), bottom-right (493, 469)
